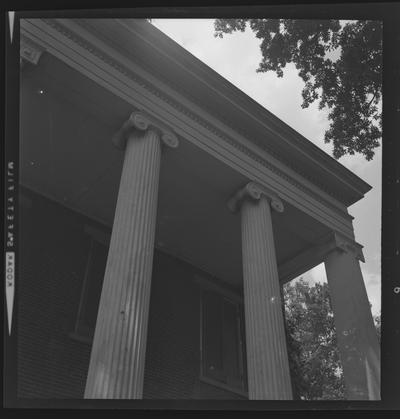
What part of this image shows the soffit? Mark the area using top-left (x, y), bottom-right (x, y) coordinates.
top-left (20, 53), bottom-right (331, 288)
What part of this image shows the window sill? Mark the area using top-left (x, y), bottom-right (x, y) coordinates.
top-left (199, 374), bottom-right (248, 399)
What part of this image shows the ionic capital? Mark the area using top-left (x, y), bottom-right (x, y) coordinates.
top-left (20, 36), bottom-right (44, 67)
top-left (227, 181), bottom-right (284, 213)
top-left (330, 231), bottom-right (365, 262)
top-left (112, 111), bottom-right (179, 150)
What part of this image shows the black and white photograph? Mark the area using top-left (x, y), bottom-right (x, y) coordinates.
top-left (3, 1), bottom-right (399, 412)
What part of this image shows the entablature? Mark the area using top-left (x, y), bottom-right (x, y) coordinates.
top-left (279, 231), bottom-right (365, 284)
top-left (20, 17), bottom-right (364, 242)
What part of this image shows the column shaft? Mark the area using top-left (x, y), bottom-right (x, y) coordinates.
top-left (241, 197), bottom-right (292, 400)
top-left (84, 128), bottom-right (161, 399)
top-left (325, 249), bottom-right (380, 400)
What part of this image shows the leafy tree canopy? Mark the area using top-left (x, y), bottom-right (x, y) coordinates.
top-left (282, 279), bottom-right (345, 400)
top-left (282, 279), bottom-right (381, 400)
top-left (214, 19), bottom-right (382, 160)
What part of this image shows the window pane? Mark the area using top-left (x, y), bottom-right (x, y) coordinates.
top-left (202, 290), bottom-right (224, 380)
top-left (223, 299), bottom-right (241, 384)
top-left (80, 240), bottom-right (108, 334)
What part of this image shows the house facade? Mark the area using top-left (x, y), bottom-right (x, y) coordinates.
top-left (18, 18), bottom-right (380, 400)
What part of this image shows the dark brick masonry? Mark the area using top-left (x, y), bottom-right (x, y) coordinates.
top-left (18, 188), bottom-right (246, 399)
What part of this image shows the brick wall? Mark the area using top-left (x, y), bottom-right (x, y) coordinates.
top-left (144, 251), bottom-right (245, 399)
top-left (18, 190), bottom-right (92, 398)
top-left (18, 189), bottom-right (246, 400)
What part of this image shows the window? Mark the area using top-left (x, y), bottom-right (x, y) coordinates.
top-left (200, 287), bottom-right (247, 395)
top-left (73, 226), bottom-right (109, 341)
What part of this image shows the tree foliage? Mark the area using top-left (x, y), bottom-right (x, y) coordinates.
top-left (282, 279), bottom-right (381, 400)
top-left (214, 19), bottom-right (382, 160)
top-left (282, 279), bottom-right (345, 400)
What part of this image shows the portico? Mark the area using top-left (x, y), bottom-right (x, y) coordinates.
top-left (19, 17), bottom-right (380, 401)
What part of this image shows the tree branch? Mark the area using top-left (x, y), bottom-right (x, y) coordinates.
top-left (367, 91), bottom-right (377, 109)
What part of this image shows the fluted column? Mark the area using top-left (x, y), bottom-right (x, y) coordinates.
top-left (324, 234), bottom-right (380, 400)
top-left (84, 112), bottom-right (178, 399)
top-left (228, 182), bottom-right (292, 400)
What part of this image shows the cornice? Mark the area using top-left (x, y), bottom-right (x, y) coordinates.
top-left (36, 18), bottom-right (354, 221)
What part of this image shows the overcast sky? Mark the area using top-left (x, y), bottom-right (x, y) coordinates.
top-left (151, 19), bottom-right (381, 316)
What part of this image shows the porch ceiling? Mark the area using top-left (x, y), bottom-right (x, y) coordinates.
top-left (20, 52), bottom-right (330, 289)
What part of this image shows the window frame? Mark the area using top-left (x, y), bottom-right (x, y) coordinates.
top-left (69, 224), bottom-right (110, 344)
top-left (198, 275), bottom-right (248, 397)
